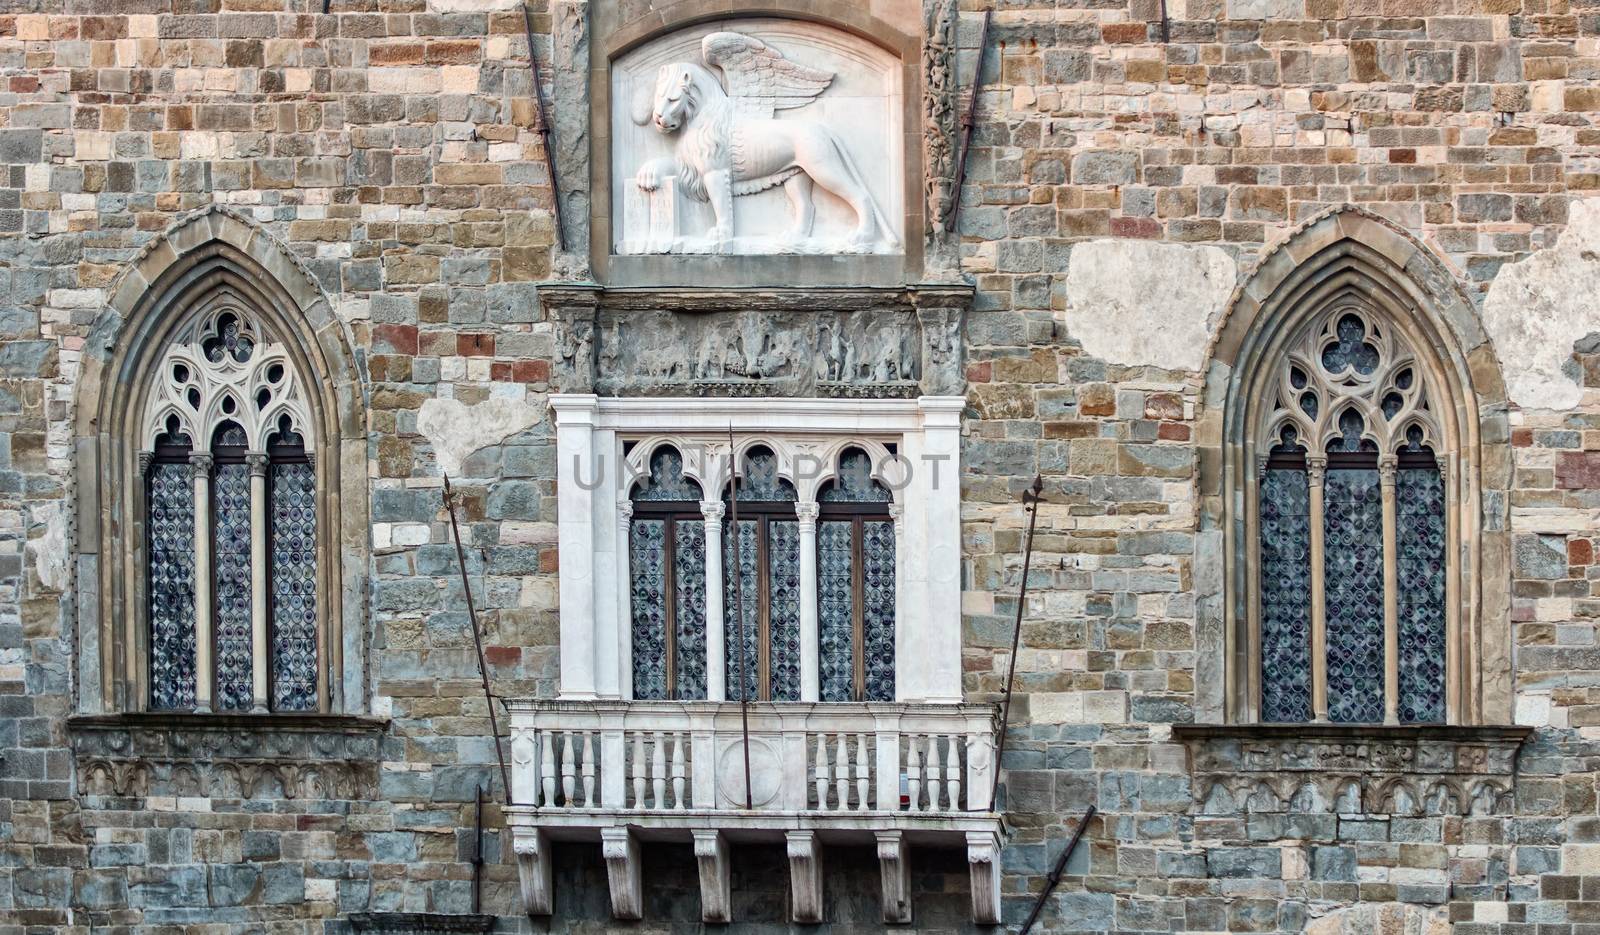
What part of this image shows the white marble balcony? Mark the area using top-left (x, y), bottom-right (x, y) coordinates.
top-left (504, 700), bottom-right (1003, 924)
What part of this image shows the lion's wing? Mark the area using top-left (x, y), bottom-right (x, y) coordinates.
top-left (702, 31), bottom-right (833, 120)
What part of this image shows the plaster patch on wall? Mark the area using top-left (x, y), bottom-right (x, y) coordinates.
top-left (28, 501), bottom-right (68, 592)
top-left (1481, 197), bottom-right (1600, 411)
top-left (1062, 240), bottom-right (1237, 372)
top-left (418, 395), bottom-right (542, 478)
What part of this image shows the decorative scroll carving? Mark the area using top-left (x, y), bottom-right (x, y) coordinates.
top-left (541, 286), bottom-right (969, 397)
top-left (69, 713), bottom-right (386, 800)
top-left (601, 827), bottom-right (643, 920)
top-left (1175, 724), bottom-right (1530, 817)
top-left (514, 827), bottom-right (553, 916)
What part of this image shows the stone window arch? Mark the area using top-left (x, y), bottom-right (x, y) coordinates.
top-left (75, 207), bottom-right (367, 715)
top-left (1197, 208), bottom-right (1513, 726)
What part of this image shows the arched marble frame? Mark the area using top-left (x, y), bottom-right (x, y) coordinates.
top-left (588, 0), bottom-right (925, 285)
top-left (74, 206), bottom-right (369, 715)
top-left (1195, 207), bottom-right (1512, 726)
top-left (622, 435), bottom-right (909, 506)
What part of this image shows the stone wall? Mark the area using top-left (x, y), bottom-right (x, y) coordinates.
top-left (0, 0), bottom-right (1598, 933)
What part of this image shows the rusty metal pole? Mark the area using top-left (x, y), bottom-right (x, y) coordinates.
top-left (444, 475), bottom-right (513, 807)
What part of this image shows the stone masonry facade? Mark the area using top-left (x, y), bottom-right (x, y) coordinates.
top-left (1, 0), bottom-right (1599, 932)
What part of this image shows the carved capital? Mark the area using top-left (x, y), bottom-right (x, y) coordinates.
top-left (246, 452), bottom-right (270, 477)
top-left (1306, 456), bottom-right (1327, 486)
top-left (700, 501), bottom-right (726, 525)
top-left (1379, 455), bottom-right (1398, 484)
top-left (138, 451), bottom-right (154, 476)
top-left (794, 502), bottom-right (819, 529)
top-left (188, 453), bottom-right (214, 475)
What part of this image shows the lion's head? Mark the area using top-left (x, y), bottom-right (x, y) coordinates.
top-left (633, 62), bottom-right (724, 134)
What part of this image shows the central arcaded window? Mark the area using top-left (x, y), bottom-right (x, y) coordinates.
top-left (1255, 309), bottom-right (1447, 725)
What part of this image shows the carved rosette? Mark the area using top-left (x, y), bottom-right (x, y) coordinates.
top-left (1175, 724), bottom-right (1531, 818)
top-left (69, 713), bottom-right (387, 801)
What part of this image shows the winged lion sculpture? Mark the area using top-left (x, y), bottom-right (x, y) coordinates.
top-left (631, 32), bottom-right (900, 254)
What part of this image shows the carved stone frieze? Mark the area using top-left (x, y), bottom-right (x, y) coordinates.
top-left (923, 0), bottom-right (959, 269)
top-left (540, 285), bottom-right (971, 398)
top-left (1174, 724), bottom-right (1531, 818)
top-left (69, 713), bottom-right (387, 800)
top-left (551, 0), bottom-right (591, 280)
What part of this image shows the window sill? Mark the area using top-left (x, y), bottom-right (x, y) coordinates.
top-left (1172, 722), bottom-right (1532, 816)
top-left (69, 712), bottom-right (389, 800)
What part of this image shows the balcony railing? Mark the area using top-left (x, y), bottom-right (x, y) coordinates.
top-left (503, 700), bottom-right (1003, 925)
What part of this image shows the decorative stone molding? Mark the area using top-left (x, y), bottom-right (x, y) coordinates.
top-left (876, 830), bottom-right (911, 924)
top-left (68, 713), bottom-right (387, 800)
top-left (539, 284), bottom-right (971, 398)
top-left (693, 829), bottom-right (732, 923)
top-left (512, 826), bottom-right (552, 916)
top-left (786, 830), bottom-right (824, 923)
top-left (922, 0), bottom-right (959, 270)
top-left (347, 913), bottom-right (496, 934)
top-left (1174, 724), bottom-right (1531, 817)
top-left (601, 827), bottom-right (642, 919)
top-left (966, 829), bottom-right (1002, 925)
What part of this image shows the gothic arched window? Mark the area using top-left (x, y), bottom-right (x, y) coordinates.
top-left (140, 309), bottom-right (319, 712)
top-left (817, 448), bottom-right (896, 702)
top-left (1255, 309), bottom-right (1447, 724)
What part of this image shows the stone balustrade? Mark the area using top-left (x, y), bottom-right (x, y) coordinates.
top-left (504, 700), bottom-right (1003, 924)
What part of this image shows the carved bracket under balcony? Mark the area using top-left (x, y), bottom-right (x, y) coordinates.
top-left (68, 712), bottom-right (388, 800)
top-left (1174, 723), bottom-right (1532, 817)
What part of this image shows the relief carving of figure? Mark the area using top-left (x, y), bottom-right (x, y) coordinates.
top-left (632, 32), bottom-right (900, 254)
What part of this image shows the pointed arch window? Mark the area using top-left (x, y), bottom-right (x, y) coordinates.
top-left (140, 309), bottom-right (320, 713)
top-left (1255, 309), bottom-right (1448, 725)
top-left (817, 448), bottom-right (897, 702)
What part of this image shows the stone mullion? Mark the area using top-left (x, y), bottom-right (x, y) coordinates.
top-left (701, 501), bottom-right (726, 702)
top-left (1380, 456), bottom-right (1400, 726)
top-left (190, 452), bottom-right (215, 713)
top-left (248, 452), bottom-right (270, 713)
top-left (1443, 459), bottom-right (1462, 723)
top-left (1306, 456), bottom-right (1328, 722)
top-left (795, 502), bottom-right (819, 703)
top-left (618, 501), bottom-right (634, 700)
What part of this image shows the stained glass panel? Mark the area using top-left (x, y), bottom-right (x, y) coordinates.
top-left (767, 520), bottom-right (801, 702)
top-left (1324, 467), bottom-right (1385, 723)
top-left (149, 462), bottom-right (198, 710)
top-left (674, 519), bottom-right (708, 700)
top-left (861, 519), bottom-right (896, 702)
top-left (820, 450), bottom-right (892, 503)
top-left (724, 519), bottom-right (760, 702)
top-left (213, 462), bottom-right (253, 711)
top-left (633, 448), bottom-right (702, 502)
top-left (270, 461), bottom-right (318, 711)
top-left (1397, 467), bottom-right (1446, 723)
top-left (630, 519), bottom-right (669, 700)
top-left (818, 520), bottom-right (855, 702)
top-left (1321, 314), bottom-right (1379, 375)
top-left (1259, 468), bottom-right (1312, 722)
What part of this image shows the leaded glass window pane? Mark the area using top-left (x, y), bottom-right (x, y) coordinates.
top-left (820, 450), bottom-right (892, 503)
top-left (149, 461), bottom-right (197, 710)
top-left (674, 519), bottom-right (708, 700)
top-left (1397, 467), bottom-right (1446, 723)
top-left (630, 518), bottom-right (670, 700)
top-left (634, 447), bottom-right (702, 502)
top-left (1324, 467), bottom-right (1385, 723)
top-left (861, 519), bottom-right (895, 702)
top-left (767, 520), bottom-right (802, 702)
top-left (1259, 467), bottom-right (1312, 722)
top-left (213, 461), bottom-right (253, 711)
top-left (729, 450), bottom-right (796, 503)
top-left (818, 520), bottom-right (855, 703)
top-left (270, 460), bottom-right (318, 711)
top-left (724, 519), bottom-right (760, 702)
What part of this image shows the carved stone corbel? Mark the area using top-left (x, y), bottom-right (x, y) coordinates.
top-left (601, 826), bottom-right (642, 920)
top-left (692, 829), bottom-right (731, 923)
top-left (542, 286), bottom-right (600, 393)
top-left (876, 830), bottom-right (911, 924)
top-left (785, 830), bottom-right (824, 924)
top-left (966, 829), bottom-right (1002, 925)
top-left (513, 827), bottom-right (553, 916)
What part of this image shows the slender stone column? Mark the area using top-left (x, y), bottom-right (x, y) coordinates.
top-left (1380, 456), bottom-right (1400, 725)
top-left (702, 501), bottom-right (727, 701)
top-left (617, 501), bottom-right (634, 699)
top-left (247, 452), bottom-right (270, 712)
top-left (1306, 456), bottom-right (1328, 722)
top-left (795, 502), bottom-right (819, 702)
top-left (190, 452), bottom-right (214, 713)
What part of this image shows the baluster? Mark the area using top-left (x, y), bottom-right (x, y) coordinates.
top-left (906, 736), bottom-right (922, 813)
top-left (651, 731), bottom-right (667, 809)
top-left (631, 733), bottom-right (646, 808)
top-left (854, 733), bottom-right (869, 811)
top-left (560, 732), bottom-right (576, 806)
top-left (540, 731), bottom-right (556, 807)
top-left (925, 735), bottom-right (943, 811)
top-left (813, 734), bottom-right (830, 809)
top-left (834, 734), bottom-right (850, 810)
top-left (946, 734), bottom-right (962, 810)
top-left (581, 732), bottom-right (597, 807)
top-left (671, 733), bottom-right (686, 809)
